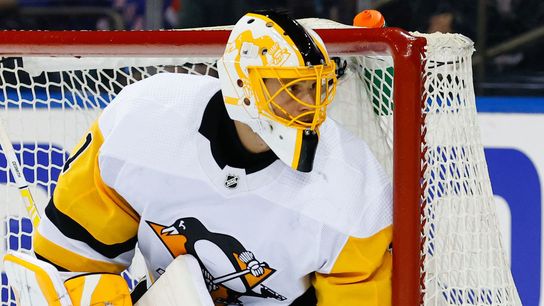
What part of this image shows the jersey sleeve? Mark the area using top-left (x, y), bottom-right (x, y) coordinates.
top-left (33, 119), bottom-right (140, 274)
top-left (312, 165), bottom-right (393, 306)
top-left (312, 225), bottom-right (392, 306)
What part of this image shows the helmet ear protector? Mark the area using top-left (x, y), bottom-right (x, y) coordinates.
top-left (217, 11), bottom-right (337, 172)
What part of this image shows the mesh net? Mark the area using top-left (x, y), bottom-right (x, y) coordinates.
top-left (418, 33), bottom-right (520, 305)
top-left (0, 29), bottom-right (520, 305)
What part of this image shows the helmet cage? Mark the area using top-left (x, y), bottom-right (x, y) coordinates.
top-left (248, 63), bottom-right (337, 131)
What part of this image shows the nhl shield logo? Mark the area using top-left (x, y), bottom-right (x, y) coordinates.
top-left (225, 174), bottom-right (239, 189)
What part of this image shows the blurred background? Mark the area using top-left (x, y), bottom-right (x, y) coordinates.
top-left (0, 0), bottom-right (542, 305)
top-left (0, 0), bottom-right (542, 95)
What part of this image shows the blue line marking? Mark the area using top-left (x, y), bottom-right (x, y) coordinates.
top-left (476, 97), bottom-right (544, 113)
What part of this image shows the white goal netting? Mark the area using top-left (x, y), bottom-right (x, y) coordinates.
top-left (0, 27), bottom-right (520, 305)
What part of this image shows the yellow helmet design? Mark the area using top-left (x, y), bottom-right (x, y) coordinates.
top-left (217, 11), bottom-right (337, 172)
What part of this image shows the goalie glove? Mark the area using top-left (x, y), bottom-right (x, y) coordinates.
top-left (4, 251), bottom-right (131, 306)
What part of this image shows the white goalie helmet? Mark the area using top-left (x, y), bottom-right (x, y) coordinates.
top-left (217, 11), bottom-right (337, 172)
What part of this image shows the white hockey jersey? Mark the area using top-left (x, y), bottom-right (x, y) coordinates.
top-left (35, 73), bottom-right (393, 305)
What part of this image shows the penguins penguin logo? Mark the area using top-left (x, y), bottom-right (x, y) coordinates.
top-left (147, 217), bottom-right (286, 304)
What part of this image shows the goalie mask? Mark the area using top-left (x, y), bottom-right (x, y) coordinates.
top-left (217, 11), bottom-right (337, 172)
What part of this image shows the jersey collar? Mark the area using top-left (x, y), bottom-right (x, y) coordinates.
top-left (196, 134), bottom-right (285, 196)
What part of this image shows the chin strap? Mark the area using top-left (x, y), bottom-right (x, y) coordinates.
top-left (294, 129), bottom-right (319, 172)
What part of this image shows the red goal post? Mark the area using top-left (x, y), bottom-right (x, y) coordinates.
top-left (0, 23), bottom-right (519, 306)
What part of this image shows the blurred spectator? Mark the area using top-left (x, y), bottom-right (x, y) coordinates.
top-left (176, 0), bottom-right (290, 29)
top-left (109, 0), bottom-right (145, 30)
top-left (175, 0), bottom-right (365, 29)
top-left (378, 0), bottom-right (476, 37)
top-left (0, 0), bottom-right (179, 30)
top-left (484, 0), bottom-right (544, 73)
top-left (0, 0), bottom-right (15, 9)
top-left (0, 0), bottom-right (542, 88)
top-left (0, 0), bottom-right (18, 29)
top-left (107, 0), bottom-right (179, 30)
top-left (427, 12), bottom-right (454, 33)
top-left (379, 0), bottom-right (544, 92)
top-left (0, 0), bottom-right (115, 30)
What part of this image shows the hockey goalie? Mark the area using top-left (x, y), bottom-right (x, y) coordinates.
top-left (5, 9), bottom-right (392, 306)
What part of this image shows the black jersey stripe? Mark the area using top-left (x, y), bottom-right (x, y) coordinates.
top-left (256, 10), bottom-right (325, 66)
top-left (45, 198), bottom-right (137, 259)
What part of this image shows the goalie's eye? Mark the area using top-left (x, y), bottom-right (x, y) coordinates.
top-left (288, 83), bottom-right (301, 94)
top-left (288, 81), bottom-right (319, 95)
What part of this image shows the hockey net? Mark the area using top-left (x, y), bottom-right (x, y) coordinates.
top-left (0, 20), bottom-right (520, 305)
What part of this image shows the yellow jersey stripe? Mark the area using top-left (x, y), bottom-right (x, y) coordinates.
top-left (45, 197), bottom-right (137, 259)
top-left (53, 121), bottom-right (139, 245)
top-left (313, 226), bottom-right (393, 306)
top-left (33, 231), bottom-right (126, 274)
